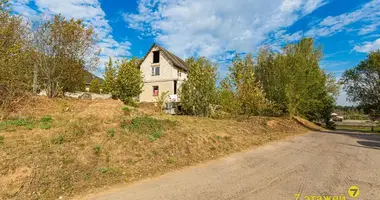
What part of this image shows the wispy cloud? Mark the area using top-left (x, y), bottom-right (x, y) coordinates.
top-left (353, 38), bottom-right (380, 53)
top-left (306, 0), bottom-right (380, 37)
top-left (11, 0), bottom-right (131, 71)
top-left (123, 0), bottom-right (328, 60)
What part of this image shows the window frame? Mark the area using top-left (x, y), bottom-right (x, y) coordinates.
top-left (153, 51), bottom-right (160, 63)
top-left (153, 86), bottom-right (159, 96)
top-left (151, 66), bottom-right (160, 76)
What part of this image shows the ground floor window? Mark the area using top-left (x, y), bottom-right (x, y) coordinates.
top-left (153, 86), bottom-right (159, 96)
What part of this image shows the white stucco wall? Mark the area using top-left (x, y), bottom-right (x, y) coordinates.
top-left (139, 46), bottom-right (188, 102)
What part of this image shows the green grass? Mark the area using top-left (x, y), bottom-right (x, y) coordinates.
top-left (39, 115), bottom-right (53, 123)
top-left (122, 107), bottom-right (130, 111)
top-left (0, 116), bottom-right (55, 131)
top-left (336, 125), bottom-right (380, 133)
top-left (39, 115), bottom-right (53, 130)
top-left (128, 116), bottom-right (164, 135)
top-left (93, 145), bottom-right (102, 154)
top-left (148, 130), bottom-right (163, 141)
top-left (107, 128), bottom-right (115, 137)
top-left (52, 135), bottom-right (64, 144)
top-left (166, 157), bottom-right (177, 164)
top-left (0, 118), bottom-right (35, 131)
top-left (98, 167), bottom-right (111, 174)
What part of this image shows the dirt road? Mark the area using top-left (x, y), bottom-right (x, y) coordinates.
top-left (79, 131), bottom-right (380, 200)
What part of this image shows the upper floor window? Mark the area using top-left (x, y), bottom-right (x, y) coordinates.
top-left (153, 51), bottom-right (160, 63)
top-left (152, 66), bottom-right (160, 76)
top-left (177, 70), bottom-right (182, 77)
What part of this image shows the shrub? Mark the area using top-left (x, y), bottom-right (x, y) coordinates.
top-left (89, 79), bottom-right (100, 93)
top-left (154, 91), bottom-right (170, 112)
top-left (180, 57), bottom-right (218, 117)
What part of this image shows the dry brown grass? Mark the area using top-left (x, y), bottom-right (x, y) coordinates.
top-left (0, 97), bottom-right (307, 200)
top-left (292, 116), bottom-right (326, 131)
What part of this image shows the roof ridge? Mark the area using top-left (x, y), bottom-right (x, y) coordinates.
top-left (155, 44), bottom-right (188, 71)
top-left (138, 43), bottom-right (188, 72)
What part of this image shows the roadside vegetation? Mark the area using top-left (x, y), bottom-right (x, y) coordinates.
top-left (341, 50), bottom-right (380, 121)
top-left (1, 0), bottom-right (380, 199)
top-left (0, 97), bottom-right (306, 199)
top-left (180, 38), bottom-right (339, 127)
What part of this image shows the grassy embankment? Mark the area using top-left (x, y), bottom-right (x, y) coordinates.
top-left (0, 97), bottom-right (307, 200)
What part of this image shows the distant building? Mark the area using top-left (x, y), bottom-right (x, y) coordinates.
top-left (84, 71), bottom-right (103, 92)
top-left (331, 113), bottom-right (344, 122)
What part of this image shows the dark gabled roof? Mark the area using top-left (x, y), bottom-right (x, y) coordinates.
top-left (84, 71), bottom-right (103, 85)
top-left (139, 43), bottom-right (188, 72)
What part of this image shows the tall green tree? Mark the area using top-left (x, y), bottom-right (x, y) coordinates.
top-left (102, 57), bottom-right (117, 96)
top-left (256, 48), bottom-right (287, 112)
top-left (180, 57), bottom-right (218, 117)
top-left (255, 38), bottom-right (337, 122)
top-left (221, 54), bottom-right (267, 116)
top-left (34, 15), bottom-right (99, 98)
top-left (342, 50), bottom-right (380, 120)
top-left (115, 58), bottom-right (144, 105)
top-left (0, 0), bottom-right (33, 118)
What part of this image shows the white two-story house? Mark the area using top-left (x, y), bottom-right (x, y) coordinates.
top-left (138, 44), bottom-right (188, 102)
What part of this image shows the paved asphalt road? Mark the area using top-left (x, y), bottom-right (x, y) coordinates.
top-left (78, 131), bottom-right (380, 200)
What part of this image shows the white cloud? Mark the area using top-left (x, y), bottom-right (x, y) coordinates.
top-left (124, 0), bottom-right (327, 59)
top-left (306, 0), bottom-right (380, 37)
top-left (358, 22), bottom-right (380, 35)
top-left (353, 38), bottom-right (380, 53)
top-left (11, 0), bottom-right (131, 71)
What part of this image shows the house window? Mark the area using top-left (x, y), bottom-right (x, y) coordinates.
top-left (153, 51), bottom-right (160, 63)
top-left (152, 66), bottom-right (160, 76)
top-left (153, 86), bottom-right (159, 96)
top-left (177, 69), bottom-right (182, 77)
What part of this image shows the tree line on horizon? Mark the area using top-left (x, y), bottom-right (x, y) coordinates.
top-left (1, 0), bottom-right (379, 124)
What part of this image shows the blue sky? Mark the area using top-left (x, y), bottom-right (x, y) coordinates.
top-left (11, 0), bottom-right (380, 106)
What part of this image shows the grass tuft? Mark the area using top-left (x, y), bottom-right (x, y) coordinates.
top-left (128, 116), bottom-right (174, 135)
top-left (39, 115), bottom-right (53, 123)
top-left (107, 128), bottom-right (115, 137)
top-left (39, 115), bottom-right (53, 130)
top-left (148, 130), bottom-right (163, 141)
top-left (52, 134), bottom-right (64, 144)
top-left (93, 145), bottom-right (102, 154)
top-left (166, 157), bottom-right (177, 164)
